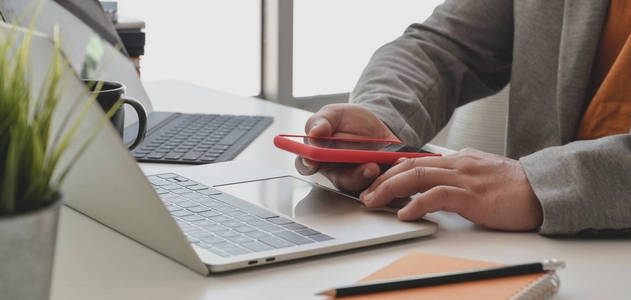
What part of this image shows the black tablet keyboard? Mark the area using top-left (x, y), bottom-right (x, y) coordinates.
top-left (131, 113), bottom-right (272, 164)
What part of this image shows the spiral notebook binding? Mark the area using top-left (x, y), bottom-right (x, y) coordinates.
top-left (509, 271), bottom-right (561, 300)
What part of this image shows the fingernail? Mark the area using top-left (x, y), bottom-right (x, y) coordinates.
top-left (362, 168), bottom-right (376, 179)
top-left (362, 191), bottom-right (374, 205)
top-left (397, 209), bottom-right (410, 219)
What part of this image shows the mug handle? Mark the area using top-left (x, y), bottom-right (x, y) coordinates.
top-left (121, 96), bottom-right (147, 150)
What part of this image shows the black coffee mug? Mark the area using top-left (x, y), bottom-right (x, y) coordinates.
top-left (84, 80), bottom-right (147, 150)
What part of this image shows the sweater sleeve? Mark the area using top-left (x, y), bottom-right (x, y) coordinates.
top-left (350, 0), bottom-right (514, 146)
top-left (520, 133), bottom-right (631, 235)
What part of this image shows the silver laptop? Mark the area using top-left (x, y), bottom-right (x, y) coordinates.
top-left (13, 15), bottom-right (437, 276)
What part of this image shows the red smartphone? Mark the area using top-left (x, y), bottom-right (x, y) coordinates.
top-left (274, 134), bottom-right (441, 164)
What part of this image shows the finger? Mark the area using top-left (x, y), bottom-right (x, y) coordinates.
top-left (295, 157), bottom-right (321, 175)
top-left (360, 166), bottom-right (460, 208)
top-left (305, 105), bottom-right (343, 136)
top-left (397, 186), bottom-right (471, 220)
top-left (364, 156), bottom-right (457, 195)
top-left (319, 162), bottom-right (381, 193)
top-left (306, 117), bottom-right (333, 137)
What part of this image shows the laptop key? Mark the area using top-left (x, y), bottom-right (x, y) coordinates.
top-left (154, 188), bottom-right (170, 195)
top-left (208, 215), bottom-right (232, 223)
top-left (216, 230), bottom-right (240, 238)
top-left (198, 189), bottom-right (222, 196)
top-left (188, 184), bottom-right (210, 191)
top-left (199, 210), bottom-right (222, 218)
top-left (171, 188), bottom-right (192, 194)
top-left (147, 177), bottom-right (170, 186)
top-left (191, 219), bottom-right (215, 227)
top-left (171, 210), bottom-right (193, 217)
top-left (159, 193), bottom-right (178, 199)
top-left (310, 234), bottom-right (334, 242)
top-left (282, 222), bottom-right (307, 231)
top-left (228, 235), bottom-right (254, 244)
top-left (187, 206), bottom-right (212, 213)
top-left (240, 241), bottom-right (274, 252)
top-left (181, 214), bottom-right (205, 222)
top-left (168, 197), bottom-right (190, 204)
top-left (178, 193), bottom-right (195, 200)
top-left (245, 230), bottom-right (270, 239)
top-left (177, 201), bottom-right (199, 208)
top-left (201, 236), bottom-right (226, 245)
top-left (196, 198), bottom-right (222, 207)
top-left (221, 220), bottom-right (244, 228)
top-left (157, 173), bottom-right (179, 179)
top-left (181, 193), bottom-right (202, 199)
top-left (267, 216), bottom-right (293, 225)
top-left (296, 229), bottom-right (320, 236)
top-left (244, 219), bottom-right (270, 227)
top-left (237, 215), bottom-right (258, 222)
top-left (225, 209), bottom-right (249, 217)
top-left (213, 205), bottom-right (237, 213)
top-left (233, 225), bottom-right (256, 233)
top-left (162, 184), bottom-right (182, 190)
top-left (213, 242), bottom-right (241, 250)
top-left (177, 181), bottom-right (199, 187)
top-left (202, 224), bottom-right (229, 232)
top-left (258, 235), bottom-right (294, 248)
top-left (189, 231), bottom-right (216, 239)
top-left (274, 231), bottom-right (314, 245)
top-left (257, 224), bottom-right (284, 232)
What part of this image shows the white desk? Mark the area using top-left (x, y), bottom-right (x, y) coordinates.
top-left (51, 81), bottom-right (631, 300)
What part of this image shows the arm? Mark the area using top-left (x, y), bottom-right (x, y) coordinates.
top-left (351, 0), bottom-right (514, 146)
top-left (521, 133), bottom-right (631, 235)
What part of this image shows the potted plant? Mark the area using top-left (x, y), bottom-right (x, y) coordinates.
top-left (0, 26), bottom-right (115, 299)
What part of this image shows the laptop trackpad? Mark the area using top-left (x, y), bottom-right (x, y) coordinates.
top-left (214, 176), bottom-right (361, 219)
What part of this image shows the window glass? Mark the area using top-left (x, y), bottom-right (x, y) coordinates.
top-left (117, 1), bottom-right (260, 96)
top-left (293, 0), bottom-right (443, 97)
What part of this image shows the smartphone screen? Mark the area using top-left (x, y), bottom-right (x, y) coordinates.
top-left (285, 136), bottom-right (430, 153)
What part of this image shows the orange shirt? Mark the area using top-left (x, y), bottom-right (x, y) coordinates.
top-left (576, 0), bottom-right (631, 140)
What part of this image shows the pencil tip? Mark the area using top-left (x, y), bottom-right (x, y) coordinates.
top-left (316, 289), bottom-right (335, 296)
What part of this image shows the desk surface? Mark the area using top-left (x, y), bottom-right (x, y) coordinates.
top-left (51, 81), bottom-right (630, 300)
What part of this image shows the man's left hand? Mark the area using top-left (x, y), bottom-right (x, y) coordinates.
top-left (359, 148), bottom-right (543, 231)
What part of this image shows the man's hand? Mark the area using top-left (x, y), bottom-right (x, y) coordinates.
top-left (295, 104), bottom-right (399, 193)
top-left (359, 148), bottom-right (543, 231)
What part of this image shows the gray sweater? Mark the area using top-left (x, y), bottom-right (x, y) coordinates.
top-left (350, 0), bottom-right (631, 235)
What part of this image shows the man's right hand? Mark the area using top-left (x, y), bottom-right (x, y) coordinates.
top-left (295, 104), bottom-right (400, 193)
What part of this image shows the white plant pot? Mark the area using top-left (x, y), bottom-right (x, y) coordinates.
top-left (0, 199), bottom-right (61, 300)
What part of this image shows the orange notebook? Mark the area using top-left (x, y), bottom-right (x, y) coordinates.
top-left (327, 253), bottom-right (560, 300)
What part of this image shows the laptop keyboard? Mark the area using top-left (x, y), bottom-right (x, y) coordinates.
top-left (147, 173), bottom-right (334, 257)
top-left (132, 114), bottom-right (273, 164)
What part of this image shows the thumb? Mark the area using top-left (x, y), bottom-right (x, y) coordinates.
top-left (305, 115), bottom-right (334, 137)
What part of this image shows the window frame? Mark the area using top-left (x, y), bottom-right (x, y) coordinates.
top-left (259, 0), bottom-right (348, 112)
